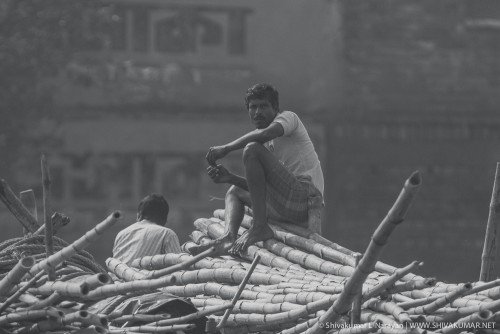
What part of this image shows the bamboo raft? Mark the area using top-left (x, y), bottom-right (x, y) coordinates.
top-left (2, 165), bottom-right (500, 333)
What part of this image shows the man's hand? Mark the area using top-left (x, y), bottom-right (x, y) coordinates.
top-left (207, 164), bottom-right (232, 184)
top-left (206, 145), bottom-right (229, 166)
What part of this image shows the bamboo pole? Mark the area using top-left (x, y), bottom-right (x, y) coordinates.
top-left (305, 171), bottom-right (421, 334)
top-left (217, 254), bottom-right (260, 329)
top-left (145, 303), bottom-right (232, 327)
top-left (0, 307), bottom-right (63, 326)
top-left (41, 154), bottom-right (55, 280)
top-left (112, 313), bottom-right (171, 325)
top-left (27, 280), bottom-right (90, 298)
top-left (108, 324), bottom-right (194, 333)
top-left (105, 258), bottom-right (147, 281)
top-left (19, 189), bottom-right (37, 235)
top-left (75, 273), bottom-right (112, 290)
top-left (84, 274), bottom-right (176, 300)
top-left (0, 256), bottom-right (35, 296)
top-left (147, 246), bottom-right (220, 278)
top-left (190, 298), bottom-right (302, 314)
top-left (26, 211), bottom-right (121, 279)
top-left (0, 179), bottom-right (39, 232)
top-left (480, 162), bottom-right (500, 282)
top-left (351, 253), bottom-right (363, 325)
top-left (387, 277), bottom-right (436, 294)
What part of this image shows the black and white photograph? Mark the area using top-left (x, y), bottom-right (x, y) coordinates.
top-left (1, 1), bottom-right (500, 333)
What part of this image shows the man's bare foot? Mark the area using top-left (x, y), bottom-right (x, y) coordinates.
top-left (231, 223), bottom-right (274, 254)
top-left (188, 233), bottom-right (235, 256)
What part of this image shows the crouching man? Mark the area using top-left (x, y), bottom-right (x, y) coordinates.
top-left (113, 194), bottom-right (181, 265)
top-left (205, 83), bottom-right (324, 254)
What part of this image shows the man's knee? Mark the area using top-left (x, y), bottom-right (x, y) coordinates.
top-left (226, 185), bottom-right (244, 199)
top-left (242, 142), bottom-right (265, 164)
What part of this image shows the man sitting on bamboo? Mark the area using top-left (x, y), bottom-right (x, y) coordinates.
top-left (113, 194), bottom-right (182, 265)
top-left (202, 83), bottom-right (324, 254)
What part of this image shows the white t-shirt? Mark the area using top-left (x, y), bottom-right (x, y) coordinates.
top-left (265, 110), bottom-right (324, 196)
top-left (112, 220), bottom-right (181, 265)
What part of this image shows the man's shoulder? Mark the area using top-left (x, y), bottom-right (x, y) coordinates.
top-left (277, 110), bottom-right (298, 119)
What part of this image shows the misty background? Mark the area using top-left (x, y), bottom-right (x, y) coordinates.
top-left (1, 0), bottom-right (500, 283)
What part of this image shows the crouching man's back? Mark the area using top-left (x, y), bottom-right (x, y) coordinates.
top-left (113, 194), bottom-right (181, 265)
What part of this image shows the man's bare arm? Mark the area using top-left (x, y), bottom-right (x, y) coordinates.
top-left (206, 122), bottom-right (284, 165)
top-left (228, 173), bottom-right (248, 192)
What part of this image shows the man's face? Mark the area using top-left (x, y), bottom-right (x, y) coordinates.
top-left (248, 98), bottom-right (278, 129)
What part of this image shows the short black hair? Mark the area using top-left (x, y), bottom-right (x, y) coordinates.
top-left (137, 194), bottom-right (169, 225)
top-left (245, 83), bottom-right (279, 111)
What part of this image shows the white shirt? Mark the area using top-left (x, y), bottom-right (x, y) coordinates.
top-left (112, 220), bottom-right (182, 265)
top-left (266, 110), bottom-right (325, 196)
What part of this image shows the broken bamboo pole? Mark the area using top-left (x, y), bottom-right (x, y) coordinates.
top-left (305, 171), bottom-right (421, 334)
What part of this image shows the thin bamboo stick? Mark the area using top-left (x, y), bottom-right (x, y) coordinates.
top-left (0, 179), bottom-right (39, 232)
top-left (0, 307), bottom-right (63, 326)
top-left (131, 252), bottom-right (244, 271)
top-left (26, 211), bottom-right (121, 279)
top-left (41, 154), bottom-right (55, 280)
top-left (112, 313), bottom-right (171, 324)
top-left (84, 274), bottom-right (176, 300)
top-left (480, 162), bottom-right (500, 282)
top-left (217, 254), bottom-right (260, 329)
top-left (0, 256), bottom-right (35, 296)
top-left (363, 261), bottom-right (422, 300)
top-left (147, 246), bottom-right (219, 278)
top-left (108, 324), bottom-right (194, 333)
top-left (351, 253), bottom-right (363, 325)
top-left (145, 303), bottom-right (232, 327)
top-left (306, 171), bottom-right (421, 334)
top-left (407, 283), bottom-right (471, 314)
top-left (19, 189), bottom-right (37, 235)
top-left (190, 298), bottom-right (302, 314)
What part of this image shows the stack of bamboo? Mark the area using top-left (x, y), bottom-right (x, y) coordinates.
top-left (101, 171), bottom-right (500, 334)
top-left (2, 167), bottom-right (500, 334)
